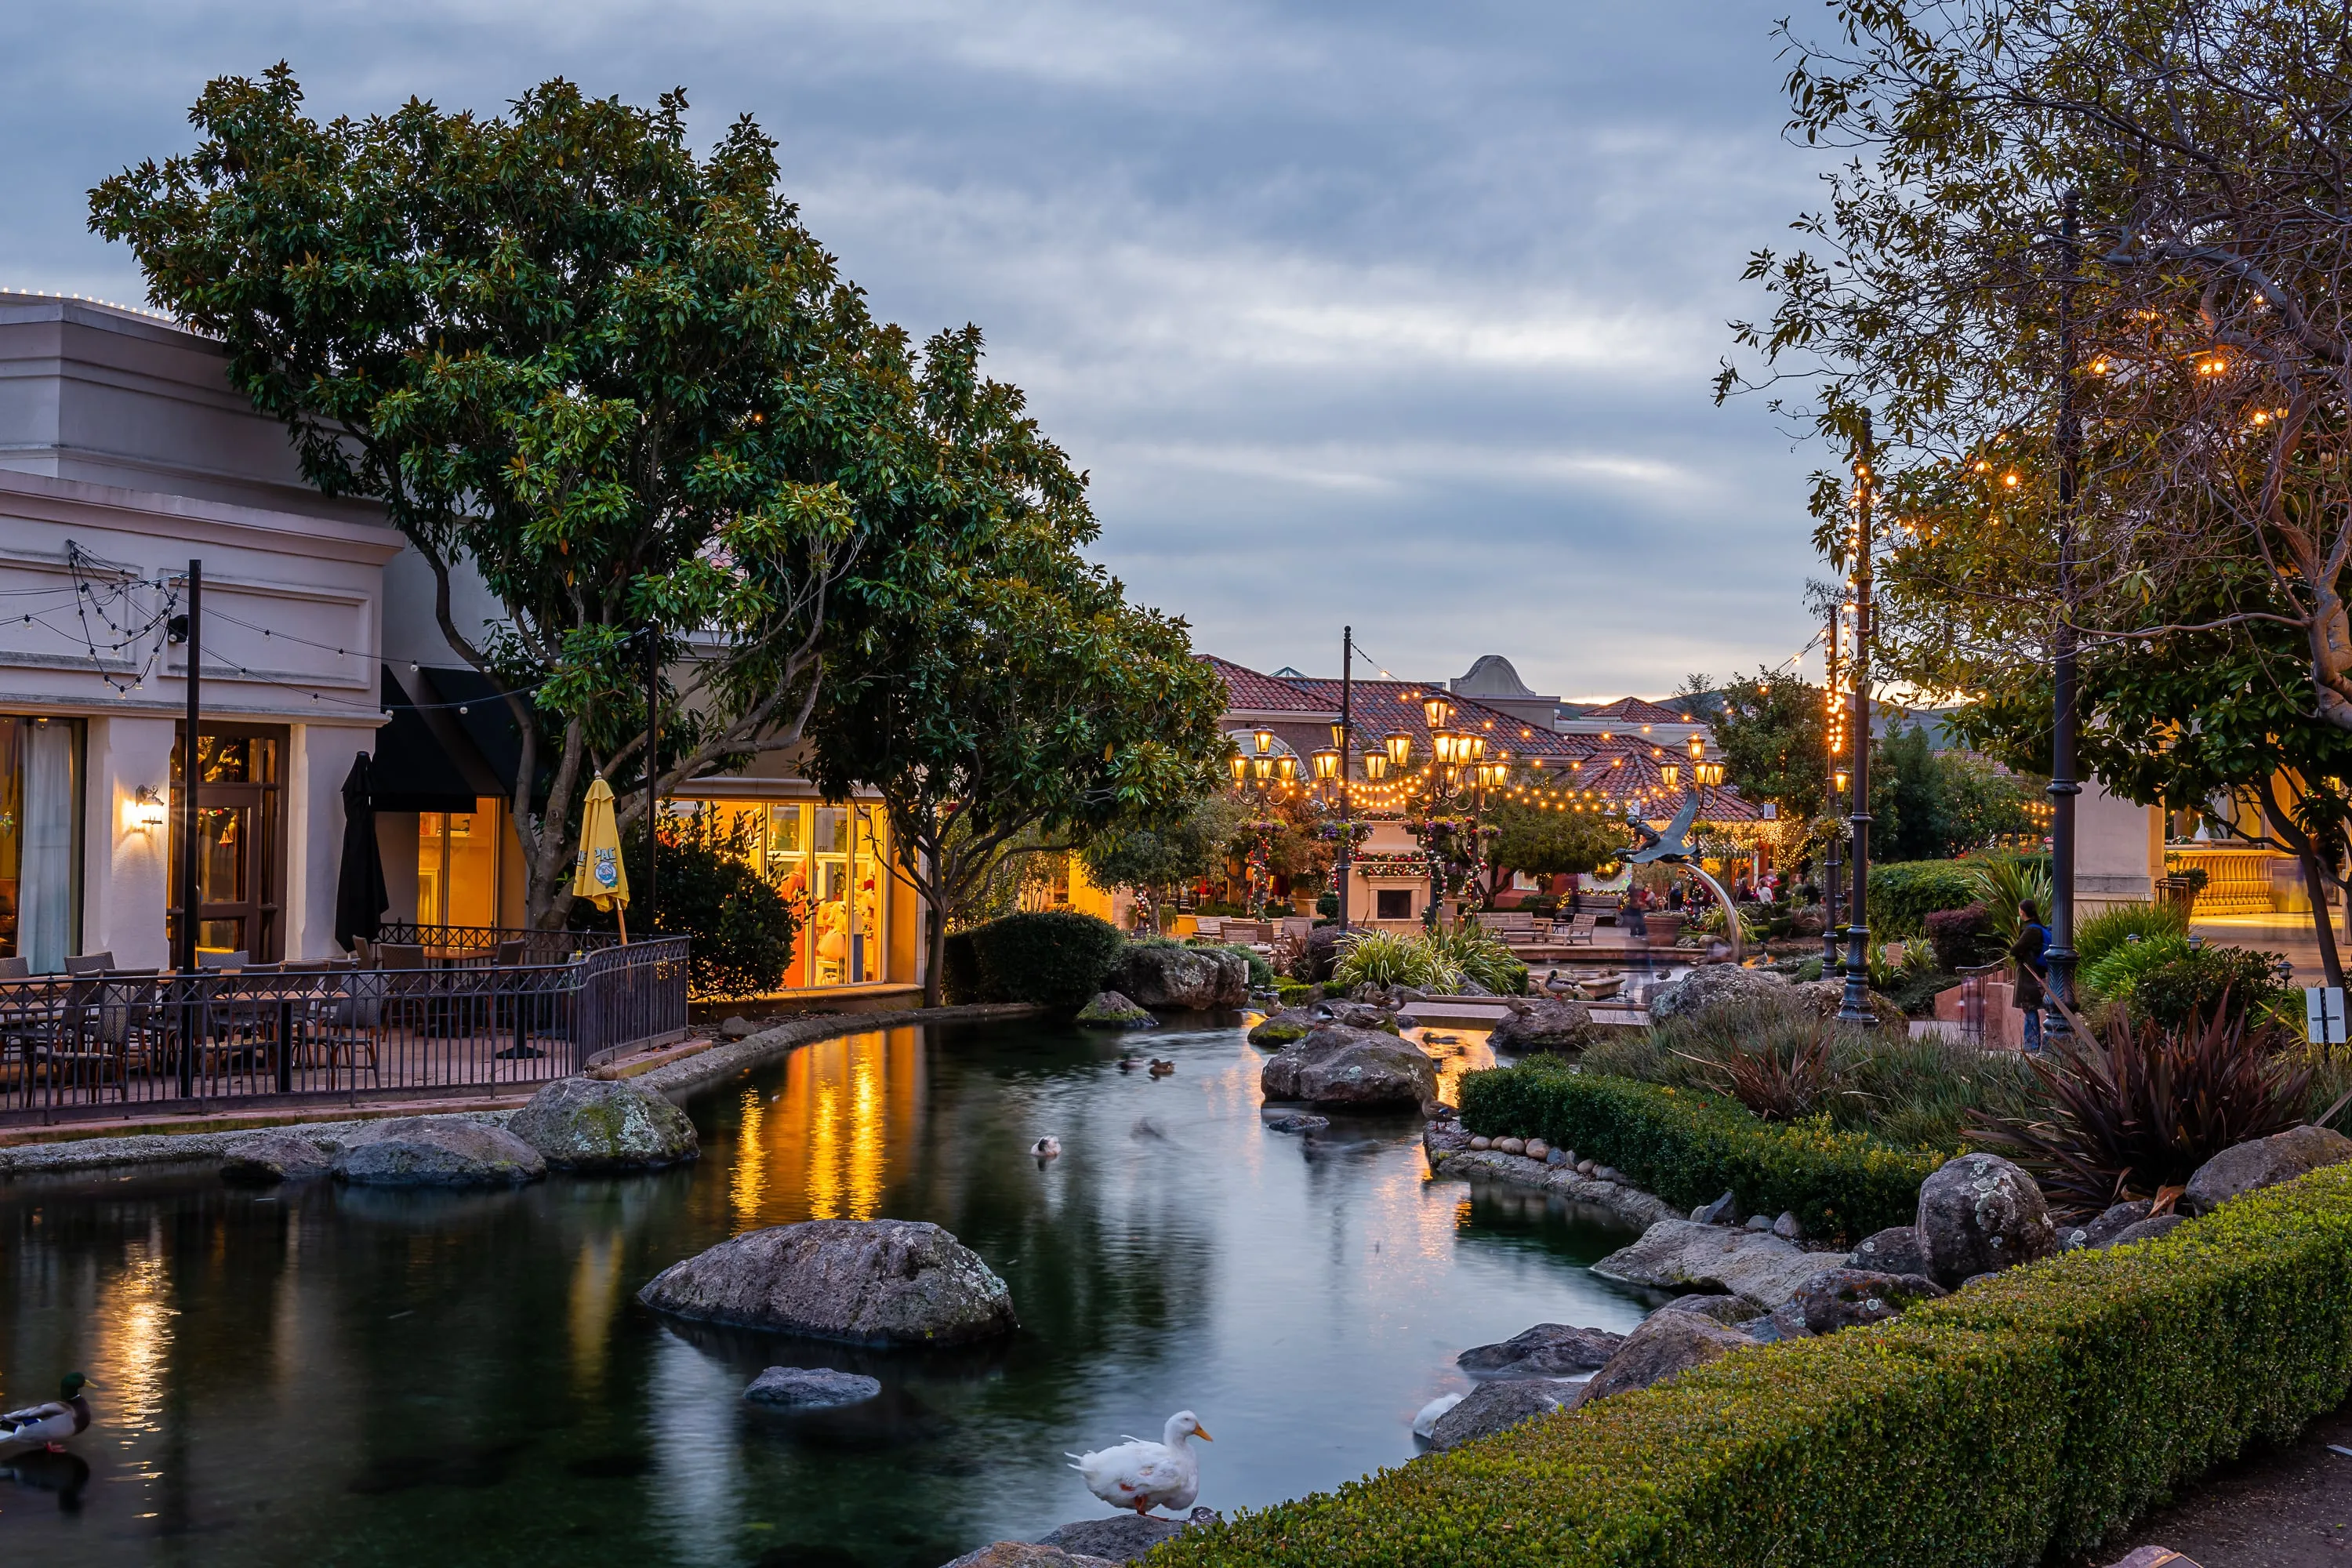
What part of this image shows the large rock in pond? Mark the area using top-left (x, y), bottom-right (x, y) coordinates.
top-left (1247, 1007), bottom-right (1318, 1047)
top-left (1487, 998), bottom-right (1600, 1053)
top-left (1457, 1322), bottom-right (1624, 1378)
top-left (2182, 1124), bottom-right (2352, 1216)
top-left (332, 1117), bottom-right (547, 1187)
top-left (1258, 1024), bottom-right (1437, 1109)
top-left (1578, 1308), bottom-right (1753, 1404)
top-left (637, 1218), bottom-right (1017, 1347)
top-left (1785, 1267), bottom-right (1944, 1335)
top-left (1109, 944), bottom-right (1250, 1011)
top-left (942, 1546), bottom-right (1120, 1568)
top-left (743, 1366), bottom-right (881, 1408)
top-left (220, 1128), bottom-right (332, 1185)
top-left (1036, 1512), bottom-right (1218, 1563)
top-left (1425, 1378), bottom-right (1577, 1450)
top-left (507, 1076), bottom-right (699, 1171)
top-left (1591, 1218), bottom-right (1830, 1311)
top-left (1075, 991), bottom-right (1157, 1029)
top-left (1916, 1152), bottom-right (2056, 1287)
top-left (1646, 964), bottom-right (1788, 1024)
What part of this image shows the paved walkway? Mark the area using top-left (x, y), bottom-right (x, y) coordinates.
top-left (2191, 910), bottom-right (2347, 985)
top-left (2080, 1396), bottom-right (2352, 1565)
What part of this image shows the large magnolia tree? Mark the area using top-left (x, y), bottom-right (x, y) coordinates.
top-left (93, 69), bottom-right (1076, 927)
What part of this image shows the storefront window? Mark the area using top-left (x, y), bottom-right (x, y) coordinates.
top-left (170, 727), bottom-right (282, 960)
top-left (693, 799), bottom-right (887, 989)
top-left (0, 717), bottom-right (81, 972)
top-left (418, 801), bottom-right (501, 927)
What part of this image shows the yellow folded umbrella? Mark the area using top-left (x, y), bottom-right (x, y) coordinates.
top-left (573, 775), bottom-right (632, 940)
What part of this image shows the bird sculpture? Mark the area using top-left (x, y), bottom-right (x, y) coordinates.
top-left (1031, 1136), bottom-right (1062, 1160)
top-left (1068, 1410), bottom-right (1211, 1516)
top-left (1, 1374), bottom-right (96, 1453)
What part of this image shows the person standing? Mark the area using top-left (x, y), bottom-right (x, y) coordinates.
top-left (2011, 899), bottom-right (2050, 1052)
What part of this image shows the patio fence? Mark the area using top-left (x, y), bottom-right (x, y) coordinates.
top-left (0, 932), bottom-right (691, 1128)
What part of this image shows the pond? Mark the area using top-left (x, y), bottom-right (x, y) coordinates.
top-left (0, 1015), bottom-right (1655, 1567)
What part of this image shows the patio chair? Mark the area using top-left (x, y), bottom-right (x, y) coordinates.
top-left (197, 949), bottom-right (251, 971)
top-left (64, 952), bottom-right (114, 976)
top-left (0, 956), bottom-right (28, 981)
top-left (1192, 916), bottom-right (1226, 941)
top-left (1555, 913), bottom-right (1599, 946)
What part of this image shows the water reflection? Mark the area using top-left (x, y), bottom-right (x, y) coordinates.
top-left (1, 1018), bottom-right (1654, 1568)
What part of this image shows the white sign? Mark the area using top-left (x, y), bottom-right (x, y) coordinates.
top-left (2307, 986), bottom-right (2347, 1044)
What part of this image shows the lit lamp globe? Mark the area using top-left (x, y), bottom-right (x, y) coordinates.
top-left (1276, 753), bottom-right (1300, 783)
top-left (1384, 731), bottom-right (1414, 771)
top-left (1689, 732), bottom-right (1707, 761)
top-left (1421, 693), bottom-right (1455, 730)
top-left (1254, 755), bottom-right (1274, 782)
top-left (1363, 748), bottom-right (1389, 782)
top-left (1311, 746), bottom-right (1341, 782)
top-left (1229, 754), bottom-right (1250, 784)
top-left (1661, 763), bottom-right (1680, 789)
top-left (1699, 760), bottom-right (1726, 788)
top-left (1254, 727), bottom-right (1275, 756)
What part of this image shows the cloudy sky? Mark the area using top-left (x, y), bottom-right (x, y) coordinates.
top-left (2, 1), bottom-right (1837, 700)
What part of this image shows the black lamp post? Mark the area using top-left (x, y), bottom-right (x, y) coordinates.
top-left (1838, 419), bottom-right (1879, 1025)
top-left (1824, 595), bottom-right (1844, 973)
top-left (2045, 191), bottom-right (2085, 1037)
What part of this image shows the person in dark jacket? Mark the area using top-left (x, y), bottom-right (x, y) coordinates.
top-left (2012, 899), bottom-right (2049, 1051)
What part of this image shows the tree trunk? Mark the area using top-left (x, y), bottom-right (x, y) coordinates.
top-left (2298, 850), bottom-right (2346, 992)
top-left (925, 902), bottom-right (947, 1007)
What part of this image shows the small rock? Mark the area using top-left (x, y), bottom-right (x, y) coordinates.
top-left (2101, 1548), bottom-right (2206, 1568)
top-left (1077, 991), bottom-right (1159, 1029)
top-left (1524, 1138), bottom-right (1550, 1160)
top-left (508, 1076), bottom-right (699, 1171)
top-left (1412, 1392), bottom-right (1465, 1439)
top-left (941, 1545), bottom-right (1123, 1568)
top-left (1691, 1192), bottom-right (1737, 1226)
top-left (2096, 1214), bottom-right (2187, 1250)
top-left (1577, 1159), bottom-right (1597, 1176)
top-left (1745, 1214), bottom-right (1775, 1232)
top-left (1496, 1137), bottom-right (1526, 1156)
top-left (1266, 1113), bottom-right (1330, 1134)
top-left (1658, 1294), bottom-right (1753, 1326)
top-left (332, 1117), bottom-right (548, 1188)
top-left (1036, 1512), bottom-right (1216, 1563)
top-left (1594, 1166), bottom-right (1623, 1184)
top-left (1469, 1135), bottom-right (1493, 1151)
top-left (1915, 1152), bottom-right (2057, 1289)
top-left (1579, 1309), bottom-right (1754, 1404)
top-left (1763, 1299), bottom-right (1813, 1340)
top-left (2182, 1124), bottom-right (2352, 1216)
top-left (743, 1367), bottom-right (882, 1408)
top-left (1847, 1225), bottom-right (1930, 1276)
top-left (2058, 1201), bottom-right (2153, 1252)
top-left (1591, 1218), bottom-right (1831, 1311)
top-left (1786, 1268), bottom-right (1945, 1335)
top-left (1544, 1147), bottom-right (1570, 1167)
top-left (1646, 963), bottom-right (1789, 1022)
top-left (220, 1129), bottom-right (332, 1185)
top-left (638, 1218), bottom-right (1016, 1346)
top-left (1737, 1315), bottom-right (1782, 1343)
top-left (719, 1015), bottom-right (759, 1039)
top-left (1457, 1322), bottom-right (1626, 1378)
top-left (1770, 1211), bottom-right (1802, 1241)
top-left (1425, 1378), bottom-right (1577, 1450)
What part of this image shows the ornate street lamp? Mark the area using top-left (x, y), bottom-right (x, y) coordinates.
top-left (1311, 746), bottom-right (1341, 782)
top-left (1252, 754), bottom-right (1273, 781)
top-left (1688, 732), bottom-right (1706, 761)
top-left (1253, 727), bottom-right (1275, 756)
top-left (1276, 753), bottom-right (1299, 784)
top-left (1422, 693), bottom-right (1455, 730)
top-left (1697, 760), bottom-right (1725, 788)
top-left (1363, 748), bottom-right (1388, 782)
top-left (1385, 730), bottom-right (1414, 771)
top-left (1229, 753), bottom-right (1249, 784)
top-left (1661, 763), bottom-right (1680, 789)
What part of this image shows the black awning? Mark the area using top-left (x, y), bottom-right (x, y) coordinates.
top-left (421, 665), bottom-right (543, 804)
top-left (369, 666), bottom-right (482, 813)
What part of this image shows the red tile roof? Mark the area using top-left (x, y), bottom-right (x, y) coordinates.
top-left (1574, 696), bottom-right (1693, 726)
top-left (1203, 655), bottom-right (1334, 714)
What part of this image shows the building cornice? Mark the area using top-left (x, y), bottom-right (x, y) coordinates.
top-left (0, 469), bottom-right (406, 567)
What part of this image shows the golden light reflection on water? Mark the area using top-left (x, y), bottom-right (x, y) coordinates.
top-left (741, 1028), bottom-right (922, 1228)
top-left (92, 1225), bottom-right (175, 1465)
top-left (730, 1088), bottom-right (768, 1230)
top-left (568, 1236), bottom-right (622, 1395)
top-left (1410, 1025), bottom-right (1497, 1107)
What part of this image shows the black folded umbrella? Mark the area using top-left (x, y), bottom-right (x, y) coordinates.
top-left (335, 753), bottom-right (390, 953)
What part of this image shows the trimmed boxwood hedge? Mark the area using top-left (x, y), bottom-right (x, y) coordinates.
top-left (1865, 858), bottom-right (1980, 937)
top-left (942, 910), bottom-right (1127, 1007)
top-left (1150, 1163), bottom-right (2352, 1568)
top-left (1457, 1061), bottom-right (1945, 1239)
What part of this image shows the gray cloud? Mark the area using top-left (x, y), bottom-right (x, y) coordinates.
top-left (1, 0), bottom-right (1835, 699)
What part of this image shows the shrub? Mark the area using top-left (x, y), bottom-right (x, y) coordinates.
top-left (955, 910), bottom-right (1127, 1007)
top-left (571, 811), bottom-right (796, 1000)
top-left (1965, 850), bottom-right (2054, 952)
top-left (1274, 978), bottom-right (1319, 1008)
top-left (1679, 1024), bottom-right (1836, 1121)
top-left (2081, 936), bottom-right (2288, 1029)
top-left (1151, 1164), bottom-right (2352, 1568)
top-left (1458, 1060), bottom-right (1944, 1238)
top-left (1332, 928), bottom-right (1460, 991)
top-left (1865, 859), bottom-right (1978, 936)
top-left (1424, 924), bottom-right (1528, 995)
top-left (2074, 900), bottom-right (2189, 967)
top-left (1924, 902), bottom-right (2000, 971)
top-left (1969, 1003), bottom-right (2315, 1211)
top-left (940, 927), bottom-right (982, 1004)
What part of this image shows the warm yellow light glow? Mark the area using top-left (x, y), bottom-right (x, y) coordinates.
top-left (2003, 473), bottom-right (2020, 488)
top-left (1364, 749), bottom-right (1388, 782)
top-left (1422, 693), bottom-right (1454, 730)
top-left (1385, 730), bottom-right (1414, 770)
top-left (1276, 753), bottom-right (1299, 782)
top-left (1688, 733), bottom-right (1706, 760)
top-left (1253, 727), bottom-right (1275, 755)
top-left (1661, 763), bottom-right (1679, 789)
top-left (1312, 746), bottom-right (1341, 782)
top-left (1229, 754), bottom-right (1249, 782)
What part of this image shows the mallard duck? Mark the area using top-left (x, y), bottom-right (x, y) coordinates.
top-left (1031, 1137), bottom-right (1062, 1160)
top-left (1068, 1410), bottom-right (1210, 1515)
top-left (1148, 1058), bottom-right (1175, 1076)
top-left (1, 1374), bottom-right (96, 1453)
top-left (1117, 1056), bottom-right (1142, 1072)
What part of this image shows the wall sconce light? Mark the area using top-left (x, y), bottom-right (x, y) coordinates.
top-left (129, 785), bottom-right (168, 832)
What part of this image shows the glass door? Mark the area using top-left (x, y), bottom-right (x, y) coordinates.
top-left (170, 728), bottom-right (285, 960)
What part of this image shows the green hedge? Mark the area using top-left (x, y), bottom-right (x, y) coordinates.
top-left (1152, 1163), bottom-right (2352, 1568)
top-left (1457, 1062), bottom-right (1944, 1238)
top-left (1866, 859), bottom-right (1979, 936)
top-left (944, 910), bottom-right (1127, 1007)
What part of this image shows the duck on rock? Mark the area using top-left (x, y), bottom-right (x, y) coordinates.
top-left (1, 1374), bottom-right (96, 1453)
top-left (1068, 1410), bottom-right (1211, 1516)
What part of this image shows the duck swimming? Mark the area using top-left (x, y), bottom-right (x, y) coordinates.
top-left (1031, 1137), bottom-right (1062, 1160)
top-left (1, 1374), bottom-right (96, 1454)
top-left (1147, 1058), bottom-right (1175, 1076)
top-left (1068, 1410), bottom-right (1210, 1516)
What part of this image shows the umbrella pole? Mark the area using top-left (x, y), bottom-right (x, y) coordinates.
top-left (617, 906), bottom-right (629, 945)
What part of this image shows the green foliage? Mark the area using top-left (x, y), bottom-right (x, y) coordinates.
top-left (2075, 902), bottom-right (2190, 969)
top-left (1965, 852), bottom-right (2055, 954)
top-left (570, 811), bottom-right (796, 1000)
top-left (1422, 924), bottom-right (1528, 996)
top-left (1331, 928), bottom-right (1460, 992)
top-left (2080, 938), bottom-right (2289, 1031)
top-left (1483, 786), bottom-right (1632, 884)
top-left (1459, 1061), bottom-right (1944, 1240)
top-left (1713, 666), bottom-right (1828, 822)
top-left (1865, 859), bottom-right (1979, 936)
top-left (1154, 1164), bottom-right (2352, 1568)
top-left (953, 911), bottom-right (1127, 1008)
top-left (1870, 724), bottom-right (2040, 862)
top-left (1973, 1005), bottom-right (2315, 1211)
top-left (1274, 979), bottom-right (1319, 1008)
top-left (1923, 903), bottom-right (2000, 971)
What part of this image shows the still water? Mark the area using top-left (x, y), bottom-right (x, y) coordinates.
top-left (0, 1017), bottom-right (1651, 1566)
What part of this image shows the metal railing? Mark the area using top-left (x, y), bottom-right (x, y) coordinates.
top-left (372, 922), bottom-right (630, 967)
top-left (0, 935), bottom-right (691, 1127)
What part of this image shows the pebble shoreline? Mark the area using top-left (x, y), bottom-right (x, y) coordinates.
top-left (1425, 1140), bottom-right (1686, 1229)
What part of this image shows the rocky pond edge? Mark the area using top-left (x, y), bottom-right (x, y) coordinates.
top-left (0, 1000), bottom-right (1045, 1180)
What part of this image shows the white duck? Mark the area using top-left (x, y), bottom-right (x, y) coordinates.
top-left (1067, 1410), bottom-right (1211, 1516)
top-left (1, 1374), bottom-right (96, 1453)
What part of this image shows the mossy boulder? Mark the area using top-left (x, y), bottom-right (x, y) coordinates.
top-left (507, 1076), bottom-right (699, 1172)
top-left (1075, 990), bottom-right (1158, 1029)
